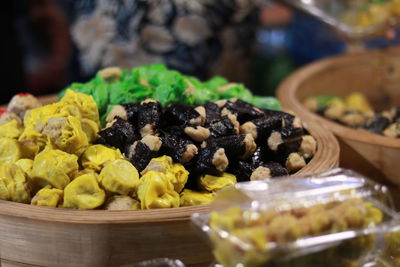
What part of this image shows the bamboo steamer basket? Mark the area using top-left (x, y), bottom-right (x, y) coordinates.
top-left (277, 47), bottom-right (400, 191)
top-left (0, 95), bottom-right (339, 267)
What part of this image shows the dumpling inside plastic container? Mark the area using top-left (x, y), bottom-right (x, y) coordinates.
top-left (192, 168), bottom-right (400, 267)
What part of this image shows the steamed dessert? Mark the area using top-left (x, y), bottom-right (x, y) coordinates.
top-left (0, 74), bottom-right (316, 210)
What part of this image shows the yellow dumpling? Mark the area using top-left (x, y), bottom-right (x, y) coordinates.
top-left (345, 92), bottom-right (372, 112)
top-left (30, 148), bottom-right (79, 190)
top-left (141, 156), bottom-right (189, 193)
top-left (199, 172), bottom-right (236, 192)
top-left (23, 102), bottom-right (81, 130)
top-left (137, 171), bottom-right (180, 209)
top-left (72, 168), bottom-right (97, 179)
top-left (81, 144), bottom-right (123, 172)
top-left (63, 173), bottom-right (105, 209)
top-left (141, 155), bottom-right (173, 174)
top-left (19, 102), bottom-right (81, 158)
top-left (0, 163), bottom-right (31, 203)
top-left (18, 127), bottom-right (45, 159)
top-left (0, 137), bottom-right (22, 164)
top-left (15, 158), bottom-right (34, 174)
top-left (180, 189), bottom-right (214, 206)
top-left (80, 118), bottom-right (100, 143)
top-left (31, 186), bottom-right (63, 207)
top-left (99, 159), bottom-right (139, 195)
top-left (39, 116), bottom-right (88, 154)
top-left (60, 89), bottom-right (100, 125)
top-left (0, 120), bottom-right (22, 139)
top-left (167, 163), bottom-right (189, 193)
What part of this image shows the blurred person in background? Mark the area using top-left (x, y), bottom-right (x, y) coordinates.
top-left (4, 0), bottom-right (289, 103)
top-left (3, 0), bottom-right (399, 104)
top-left (67, 0), bottom-right (293, 83)
top-left (67, 0), bottom-right (400, 91)
top-left (25, 0), bottom-right (71, 95)
top-left (1, 0), bottom-right (71, 103)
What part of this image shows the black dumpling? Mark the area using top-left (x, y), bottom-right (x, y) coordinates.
top-left (97, 117), bottom-right (136, 151)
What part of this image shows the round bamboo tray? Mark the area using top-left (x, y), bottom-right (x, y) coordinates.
top-left (277, 47), bottom-right (400, 189)
top-left (0, 95), bottom-right (339, 267)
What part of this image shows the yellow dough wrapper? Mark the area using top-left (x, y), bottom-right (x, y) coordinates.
top-left (81, 144), bottom-right (123, 172)
top-left (199, 172), bottom-right (236, 192)
top-left (0, 120), bottom-right (22, 139)
top-left (0, 163), bottom-right (31, 203)
top-left (180, 189), bottom-right (214, 206)
top-left (63, 173), bottom-right (105, 209)
top-left (15, 158), bottom-right (34, 174)
top-left (31, 186), bottom-right (63, 207)
top-left (141, 156), bottom-right (189, 193)
top-left (60, 89), bottom-right (100, 124)
top-left (30, 148), bottom-right (79, 190)
top-left (137, 171), bottom-right (180, 209)
top-left (99, 159), bottom-right (139, 195)
top-left (0, 137), bottom-right (22, 164)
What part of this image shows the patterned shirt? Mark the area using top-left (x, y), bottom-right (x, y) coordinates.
top-left (70, 0), bottom-right (263, 80)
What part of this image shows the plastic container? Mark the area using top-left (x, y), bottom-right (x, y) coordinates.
top-left (192, 168), bottom-right (400, 267)
top-left (283, 0), bottom-right (400, 39)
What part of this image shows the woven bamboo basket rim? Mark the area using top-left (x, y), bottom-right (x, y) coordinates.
top-left (277, 47), bottom-right (400, 149)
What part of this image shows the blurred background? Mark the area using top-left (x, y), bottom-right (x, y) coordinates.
top-left (3, 0), bottom-right (400, 104)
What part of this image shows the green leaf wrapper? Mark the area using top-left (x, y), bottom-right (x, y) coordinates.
top-left (313, 95), bottom-right (338, 109)
top-left (91, 83), bottom-right (109, 114)
top-left (109, 83), bottom-right (149, 105)
top-left (101, 104), bottom-right (117, 126)
top-left (250, 96), bottom-right (282, 110)
top-left (153, 85), bottom-right (176, 106)
top-left (219, 83), bottom-right (253, 102)
top-left (203, 76), bottom-right (228, 91)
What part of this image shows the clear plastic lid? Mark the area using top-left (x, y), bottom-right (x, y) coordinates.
top-left (283, 0), bottom-right (400, 39)
top-left (192, 168), bottom-right (400, 267)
